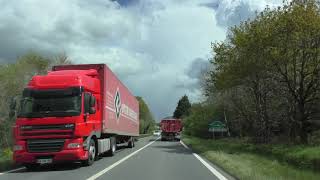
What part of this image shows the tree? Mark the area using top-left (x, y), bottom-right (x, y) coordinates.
top-left (52, 52), bottom-right (72, 66)
top-left (204, 0), bottom-right (320, 144)
top-left (136, 96), bottom-right (156, 134)
top-left (173, 95), bottom-right (191, 118)
top-left (266, 0), bottom-right (320, 143)
top-left (183, 103), bottom-right (217, 138)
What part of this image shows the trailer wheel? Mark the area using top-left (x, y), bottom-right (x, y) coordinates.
top-left (106, 137), bottom-right (116, 156)
top-left (127, 137), bottom-right (134, 148)
top-left (24, 164), bottom-right (40, 171)
top-left (82, 139), bottom-right (96, 166)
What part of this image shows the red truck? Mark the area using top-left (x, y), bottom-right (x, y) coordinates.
top-left (160, 118), bottom-right (182, 141)
top-left (12, 64), bottom-right (139, 169)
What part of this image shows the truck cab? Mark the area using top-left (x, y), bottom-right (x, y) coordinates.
top-left (13, 69), bottom-right (101, 168)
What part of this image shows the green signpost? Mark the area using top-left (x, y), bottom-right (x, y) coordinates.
top-left (209, 121), bottom-right (227, 139)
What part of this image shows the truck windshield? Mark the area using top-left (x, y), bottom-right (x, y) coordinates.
top-left (18, 87), bottom-right (82, 118)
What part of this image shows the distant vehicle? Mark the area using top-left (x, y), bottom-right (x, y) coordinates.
top-left (160, 118), bottom-right (182, 141)
top-left (153, 130), bottom-right (161, 136)
top-left (12, 64), bottom-right (139, 170)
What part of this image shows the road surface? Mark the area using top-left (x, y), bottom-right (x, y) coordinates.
top-left (0, 136), bottom-right (233, 180)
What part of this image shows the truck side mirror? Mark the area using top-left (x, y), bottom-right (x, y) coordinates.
top-left (84, 92), bottom-right (91, 113)
top-left (84, 93), bottom-right (96, 114)
top-left (90, 96), bottom-right (96, 107)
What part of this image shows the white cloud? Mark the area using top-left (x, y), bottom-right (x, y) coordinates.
top-left (0, 0), bottom-right (282, 120)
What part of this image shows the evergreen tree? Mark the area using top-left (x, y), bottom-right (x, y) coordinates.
top-left (173, 95), bottom-right (191, 118)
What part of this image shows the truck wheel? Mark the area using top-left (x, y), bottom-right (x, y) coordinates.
top-left (106, 137), bottom-right (116, 156)
top-left (24, 164), bottom-right (40, 171)
top-left (127, 137), bottom-right (134, 148)
top-left (82, 139), bottom-right (96, 166)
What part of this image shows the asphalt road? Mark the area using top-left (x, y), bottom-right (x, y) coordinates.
top-left (0, 136), bottom-right (232, 180)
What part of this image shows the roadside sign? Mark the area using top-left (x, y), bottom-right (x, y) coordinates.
top-left (209, 121), bottom-right (227, 132)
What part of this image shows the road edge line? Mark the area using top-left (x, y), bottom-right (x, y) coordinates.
top-left (180, 141), bottom-right (189, 149)
top-left (180, 141), bottom-right (228, 180)
top-left (0, 167), bottom-right (26, 175)
top-left (87, 137), bottom-right (159, 180)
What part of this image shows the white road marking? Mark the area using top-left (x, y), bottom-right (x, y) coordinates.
top-left (180, 141), bottom-right (228, 180)
top-left (180, 141), bottom-right (190, 149)
top-left (0, 167), bottom-right (26, 175)
top-left (87, 137), bottom-right (159, 180)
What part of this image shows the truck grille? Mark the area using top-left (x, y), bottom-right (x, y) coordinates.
top-left (27, 139), bottom-right (65, 153)
top-left (20, 124), bottom-right (74, 137)
top-left (22, 124), bottom-right (74, 131)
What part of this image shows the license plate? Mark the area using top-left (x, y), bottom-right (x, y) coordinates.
top-left (37, 158), bottom-right (52, 164)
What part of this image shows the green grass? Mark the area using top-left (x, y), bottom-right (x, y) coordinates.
top-left (183, 136), bottom-right (320, 180)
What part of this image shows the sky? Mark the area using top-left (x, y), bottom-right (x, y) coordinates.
top-left (0, 0), bottom-right (283, 120)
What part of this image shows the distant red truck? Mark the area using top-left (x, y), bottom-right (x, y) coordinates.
top-left (12, 64), bottom-right (139, 169)
top-left (160, 118), bottom-right (182, 141)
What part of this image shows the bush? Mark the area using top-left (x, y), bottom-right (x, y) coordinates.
top-left (2, 148), bottom-right (12, 159)
top-left (0, 148), bottom-right (13, 172)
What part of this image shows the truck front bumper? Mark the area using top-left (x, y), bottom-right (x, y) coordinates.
top-left (13, 138), bottom-right (88, 164)
top-left (14, 149), bottom-right (88, 164)
top-left (14, 148), bottom-right (88, 164)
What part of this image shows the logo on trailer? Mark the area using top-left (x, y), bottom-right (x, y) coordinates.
top-left (114, 89), bottom-right (121, 120)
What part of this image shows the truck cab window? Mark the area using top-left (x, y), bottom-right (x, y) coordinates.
top-left (18, 87), bottom-right (82, 118)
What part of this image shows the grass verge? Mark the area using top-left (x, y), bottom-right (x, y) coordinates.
top-left (183, 136), bottom-right (320, 180)
top-left (0, 148), bottom-right (14, 172)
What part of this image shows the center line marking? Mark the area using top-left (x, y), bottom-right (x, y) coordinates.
top-left (87, 137), bottom-right (159, 180)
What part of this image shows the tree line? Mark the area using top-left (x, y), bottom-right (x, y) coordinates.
top-left (180, 0), bottom-right (320, 144)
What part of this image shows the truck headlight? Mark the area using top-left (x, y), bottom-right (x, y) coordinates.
top-left (13, 145), bottom-right (23, 151)
top-left (67, 143), bottom-right (81, 149)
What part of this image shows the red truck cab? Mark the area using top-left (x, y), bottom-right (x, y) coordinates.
top-left (13, 64), bottom-right (139, 169)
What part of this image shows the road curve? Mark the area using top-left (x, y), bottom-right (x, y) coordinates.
top-left (0, 136), bottom-right (232, 180)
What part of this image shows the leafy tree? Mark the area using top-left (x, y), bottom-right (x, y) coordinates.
top-left (204, 0), bottom-right (320, 144)
top-left (183, 103), bottom-right (217, 138)
top-left (173, 95), bottom-right (191, 118)
top-left (136, 96), bottom-right (156, 134)
top-left (266, 0), bottom-right (320, 143)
